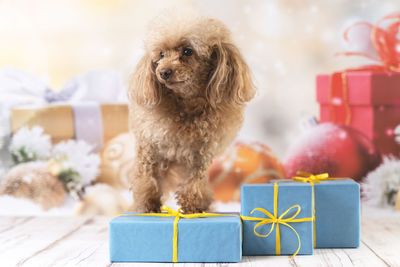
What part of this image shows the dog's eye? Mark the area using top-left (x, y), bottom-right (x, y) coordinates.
top-left (160, 51), bottom-right (164, 58)
top-left (183, 48), bottom-right (193, 57)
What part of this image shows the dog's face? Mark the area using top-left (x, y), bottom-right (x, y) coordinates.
top-left (130, 16), bottom-right (255, 107)
top-left (150, 41), bottom-right (212, 98)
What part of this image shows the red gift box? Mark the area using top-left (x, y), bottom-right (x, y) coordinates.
top-left (317, 71), bottom-right (400, 156)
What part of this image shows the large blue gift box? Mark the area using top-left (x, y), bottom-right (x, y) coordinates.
top-left (241, 182), bottom-right (313, 256)
top-left (109, 209), bottom-right (242, 262)
top-left (312, 179), bottom-right (360, 248)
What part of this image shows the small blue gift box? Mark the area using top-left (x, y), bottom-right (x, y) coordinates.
top-left (291, 173), bottom-right (360, 248)
top-left (313, 179), bottom-right (360, 248)
top-left (241, 182), bottom-right (313, 256)
top-left (109, 207), bottom-right (242, 263)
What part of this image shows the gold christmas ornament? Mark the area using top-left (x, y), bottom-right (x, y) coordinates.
top-left (0, 162), bottom-right (66, 210)
top-left (395, 191), bottom-right (400, 211)
top-left (47, 159), bottom-right (62, 176)
top-left (209, 142), bottom-right (285, 202)
top-left (74, 184), bottom-right (128, 216)
top-left (96, 132), bottom-right (135, 189)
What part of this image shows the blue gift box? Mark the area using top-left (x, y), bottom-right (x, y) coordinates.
top-left (109, 210), bottom-right (242, 262)
top-left (241, 182), bottom-right (313, 256)
top-left (312, 179), bottom-right (360, 248)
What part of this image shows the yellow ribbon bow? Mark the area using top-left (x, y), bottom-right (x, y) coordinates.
top-left (292, 171), bottom-right (332, 184)
top-left (292, 171), bottom-right (345, 247)
top-left (241, 183), bottom-right (313, 257)
top-left (120, 205), bottom-right (237, 262)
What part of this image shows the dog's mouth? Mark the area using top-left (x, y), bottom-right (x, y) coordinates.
top-left (159, 79), bottom-right (186, 87)
top-left (167, 81), bottom-right (185, 85)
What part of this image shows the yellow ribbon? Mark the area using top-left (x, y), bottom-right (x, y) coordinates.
top-left (292, 171), bottom-right (345, 247)
top-left (120, 205), bottom-right (237, 262)
top-left (241, 183), bottom-right (313, 257)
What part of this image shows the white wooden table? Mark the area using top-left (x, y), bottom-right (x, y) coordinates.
top-left (1, 213), bottom-right (400, 267)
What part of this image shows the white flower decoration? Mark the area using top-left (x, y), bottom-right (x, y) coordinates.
top-left (9, 126), bottom-right (52, 164)
top-left (52, 140), bottom-right (101, 188)
top-left (362, 157), bottom-right (400, 207)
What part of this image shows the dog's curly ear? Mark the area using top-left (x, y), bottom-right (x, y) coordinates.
top-left (128, 54), bottom-right (162, 107)
top-left (206, 42), bottom-right (255, 107)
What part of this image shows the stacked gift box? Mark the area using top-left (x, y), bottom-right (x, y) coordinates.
top-left (317, 14), bottom-right (400, 157)
top-left (109, 172), bottom-right (360, 262)
top-left (0, 67), bottom-right (129, 186)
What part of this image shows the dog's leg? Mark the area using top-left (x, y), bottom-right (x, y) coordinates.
top-left (176, 155), bottom-right (214, 213)
top-left (130, 145), bottom-right (163, 213)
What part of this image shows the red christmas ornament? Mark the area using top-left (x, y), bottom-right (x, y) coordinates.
top-left (284, 123), bottom-right (382, 181)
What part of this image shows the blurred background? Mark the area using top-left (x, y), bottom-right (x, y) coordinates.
top-left (2, 0), bottom-right (398, 157)
top-left (1, 0), bottom-right (400, 216)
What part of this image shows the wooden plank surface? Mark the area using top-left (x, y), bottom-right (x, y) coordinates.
top-left (1, 215), bottom-right (399, 267)
top-left (361, 218), bottom-right (400, 267)
top-left (19, 217), bottom-right (109, 267)
top-left (1, 216), bottom-right (92, 267)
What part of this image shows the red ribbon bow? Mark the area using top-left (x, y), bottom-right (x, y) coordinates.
top-left (328, 13), bottom-right (400, 125)
top-left (336, 12), bottom-right (400, 72)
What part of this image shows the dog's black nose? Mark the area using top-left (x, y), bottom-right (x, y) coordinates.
top-left (160, 68), bottom-right (172, 80)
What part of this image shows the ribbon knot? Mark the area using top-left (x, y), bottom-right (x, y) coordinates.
top-left (241, 183), bottom-right (313, 257)
top-left (292, 171), bottom-right (330, 185)
top-left (161, 206), bottom-right (182, 217)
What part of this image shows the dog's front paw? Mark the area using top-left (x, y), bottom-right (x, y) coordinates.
top-left (176, 179), bottom-right (213, 214)
top-left (131, 197), bottom-right (162, 213)
top-left (179, 203), bottom-right (205, 214)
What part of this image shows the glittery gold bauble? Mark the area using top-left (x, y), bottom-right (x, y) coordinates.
top-left (96, 132), bottom-right (135, 189)
top-left (209, 141), bottom-right (285, 202)
top-left (395, 191), bottom-right (400, 211)
top-left (0, 162), bottom-right (66, 210)
top-left (74, 184), bottom-right (127, 216)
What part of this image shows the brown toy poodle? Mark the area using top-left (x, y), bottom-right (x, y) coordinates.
top-left (128, 13), bottom-right (255, 213)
